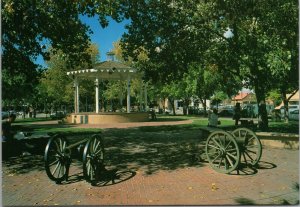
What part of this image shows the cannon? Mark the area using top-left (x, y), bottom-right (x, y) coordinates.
top-left (205, 127), bottom-right (262, 174)
top-left (44, 134), bottom-right (104, 185)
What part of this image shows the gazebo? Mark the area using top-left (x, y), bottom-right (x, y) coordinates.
top-left (64, 57), bottom-right (149, 124)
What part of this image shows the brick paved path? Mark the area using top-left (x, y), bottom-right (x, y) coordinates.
top-left (2, 147), bottom-right (299, 206)
top-left (2, 120), bottom-right (299, 206)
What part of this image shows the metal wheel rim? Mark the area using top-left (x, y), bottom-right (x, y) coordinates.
top-left (231, 128), bottom-right (262, 166)
top-left (83, 135), bottom-right (104, 182)
top-left (44, 135), bottom-right (70, 182)
top-left (206, 131), bottom-right (240, 174)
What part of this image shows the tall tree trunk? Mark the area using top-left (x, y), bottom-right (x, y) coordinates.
top-left (200, 98), bottom-right (207, 117)
top-left (280, 89), bottom-right (289, 123)
top-left (254, 80), bottom-right (268, 130)
top-left (183, 98), bottom-right (190, 115)
top-left (281, 88), bottom-right (298, 123)
top-left (169, 98), bottom-right (176, 115)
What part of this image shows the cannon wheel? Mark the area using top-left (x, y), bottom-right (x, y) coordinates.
top-left (205, 131), bottom-right (240, 174)
top-left (231, 128), bottom-right (262, 166)
top-left (44, 135), bottom-right (71, 183)
top-left (82, 134), bottom-right (104, 184)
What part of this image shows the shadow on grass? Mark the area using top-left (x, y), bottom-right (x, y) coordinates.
top-left (14, 117), bottom-right (53, 123)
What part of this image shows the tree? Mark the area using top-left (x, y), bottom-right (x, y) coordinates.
top-left (39, 44), bottom-right (100, 113)
top-left (1, 0), bottom-right (130, 106)
top-left (2, 1), bottom-right (94, 101)
top-left (119, 0), bottom-right (297, 129)
top-left (184, 62), bottom-right (241, 115)
top-left (211, 91), bottom-right (229, 109)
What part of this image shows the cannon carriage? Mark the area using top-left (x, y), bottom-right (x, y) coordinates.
top-left (205, 127), bottom-right (262, 173)
top-left (43, 127), bottom-right (262, 185)
top-left (44, 134), bottom-right (104, 185)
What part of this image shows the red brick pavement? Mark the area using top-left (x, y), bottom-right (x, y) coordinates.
top-left (2, 147), bottom-right (299, 206)
top-left (2, 119), bottom-right (299, 206)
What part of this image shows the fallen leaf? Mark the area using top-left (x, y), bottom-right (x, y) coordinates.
top-left (76, 201), bottom-right (81, 203)
top-left (188, 187), bottom-right (193, 190)
top-left (211, 183), bottom-right (218, 191)
top-left (8, 174), bottom-right (14, 177)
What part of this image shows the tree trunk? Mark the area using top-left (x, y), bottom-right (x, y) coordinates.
top-left (281, 89), bottom-right (298, 123)
top-left (255, 82), bottom-right (268, 130)
top-left (183, 98), bottom-right (190, 115)
top-left (169, 98), bottom-right (176, 115)
top-left (280, 89), bottom-right (289, 123)
top-left (200, 98), bottom-right (207, 117)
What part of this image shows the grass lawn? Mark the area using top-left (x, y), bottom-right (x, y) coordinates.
top-left (14, 117), bottom-right (53, 123)
top-left (10, 114), bottom-right (298, 134)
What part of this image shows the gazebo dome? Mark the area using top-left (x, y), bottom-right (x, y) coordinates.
top-left (67, 61), bottom-right (142, 80)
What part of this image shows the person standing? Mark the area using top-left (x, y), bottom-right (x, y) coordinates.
top-left (233, 103), bottom-right (241, 126)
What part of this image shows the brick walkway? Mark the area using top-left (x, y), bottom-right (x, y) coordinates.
top-left (2, 120), bottom-right (299, 206)
top-left (2, 147), bottom-right (299, 206)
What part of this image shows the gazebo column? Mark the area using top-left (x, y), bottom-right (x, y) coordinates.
top-left (95, 78), bottom-right (99, 113)
top-left (144, 83), bottom-right (148, 111)
top-left (74, 78), bottom-right (80, 113)
top-left (127, 77), bottom-right (131, 113)
top-left (139, 85), bottom-right (143, 111)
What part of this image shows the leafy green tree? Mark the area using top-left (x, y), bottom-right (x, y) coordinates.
top-left (1, 0), bottom-right (134, 109)
top-left (211, 91), bottom-right (229, 109)
top-left (39, 44), bottom-right (100, 113)
top-left (1, 0), bottom-right (95, 105)
top-left (119, 0), bottom-right (297, 129)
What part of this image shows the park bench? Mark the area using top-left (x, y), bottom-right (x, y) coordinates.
top-left (239, 118), bottom-right (258, 127)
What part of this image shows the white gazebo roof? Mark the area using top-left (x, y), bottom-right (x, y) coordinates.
top-left (67, 61), bottom-right (142, 80)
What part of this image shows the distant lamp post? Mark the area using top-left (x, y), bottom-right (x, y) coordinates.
top-left (223, 27), bottom-right (234, 39)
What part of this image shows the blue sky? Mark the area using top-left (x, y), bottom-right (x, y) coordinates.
top-left (36, 16), bottom-right (129, 67)
top-left (81, 15), bottom-right (130, 61)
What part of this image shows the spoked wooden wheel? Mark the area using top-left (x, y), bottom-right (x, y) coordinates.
top-left (82, 134), bottom-right (104, 183)
top-left (206, 131), bottom-right (240, 174)
top-left (231, 128), bottom-right (262, 166)
top-left (44, 135), bottom-right (71, 183)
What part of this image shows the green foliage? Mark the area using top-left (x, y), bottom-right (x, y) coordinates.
top-left (1, 0), bottom-right (92, 106)
top-left (267, 90), bottom-right (282, 106)
top-left (119, 0), bottom-right (298, 129)
top-left (39, 44), bottom-right (100, 111)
